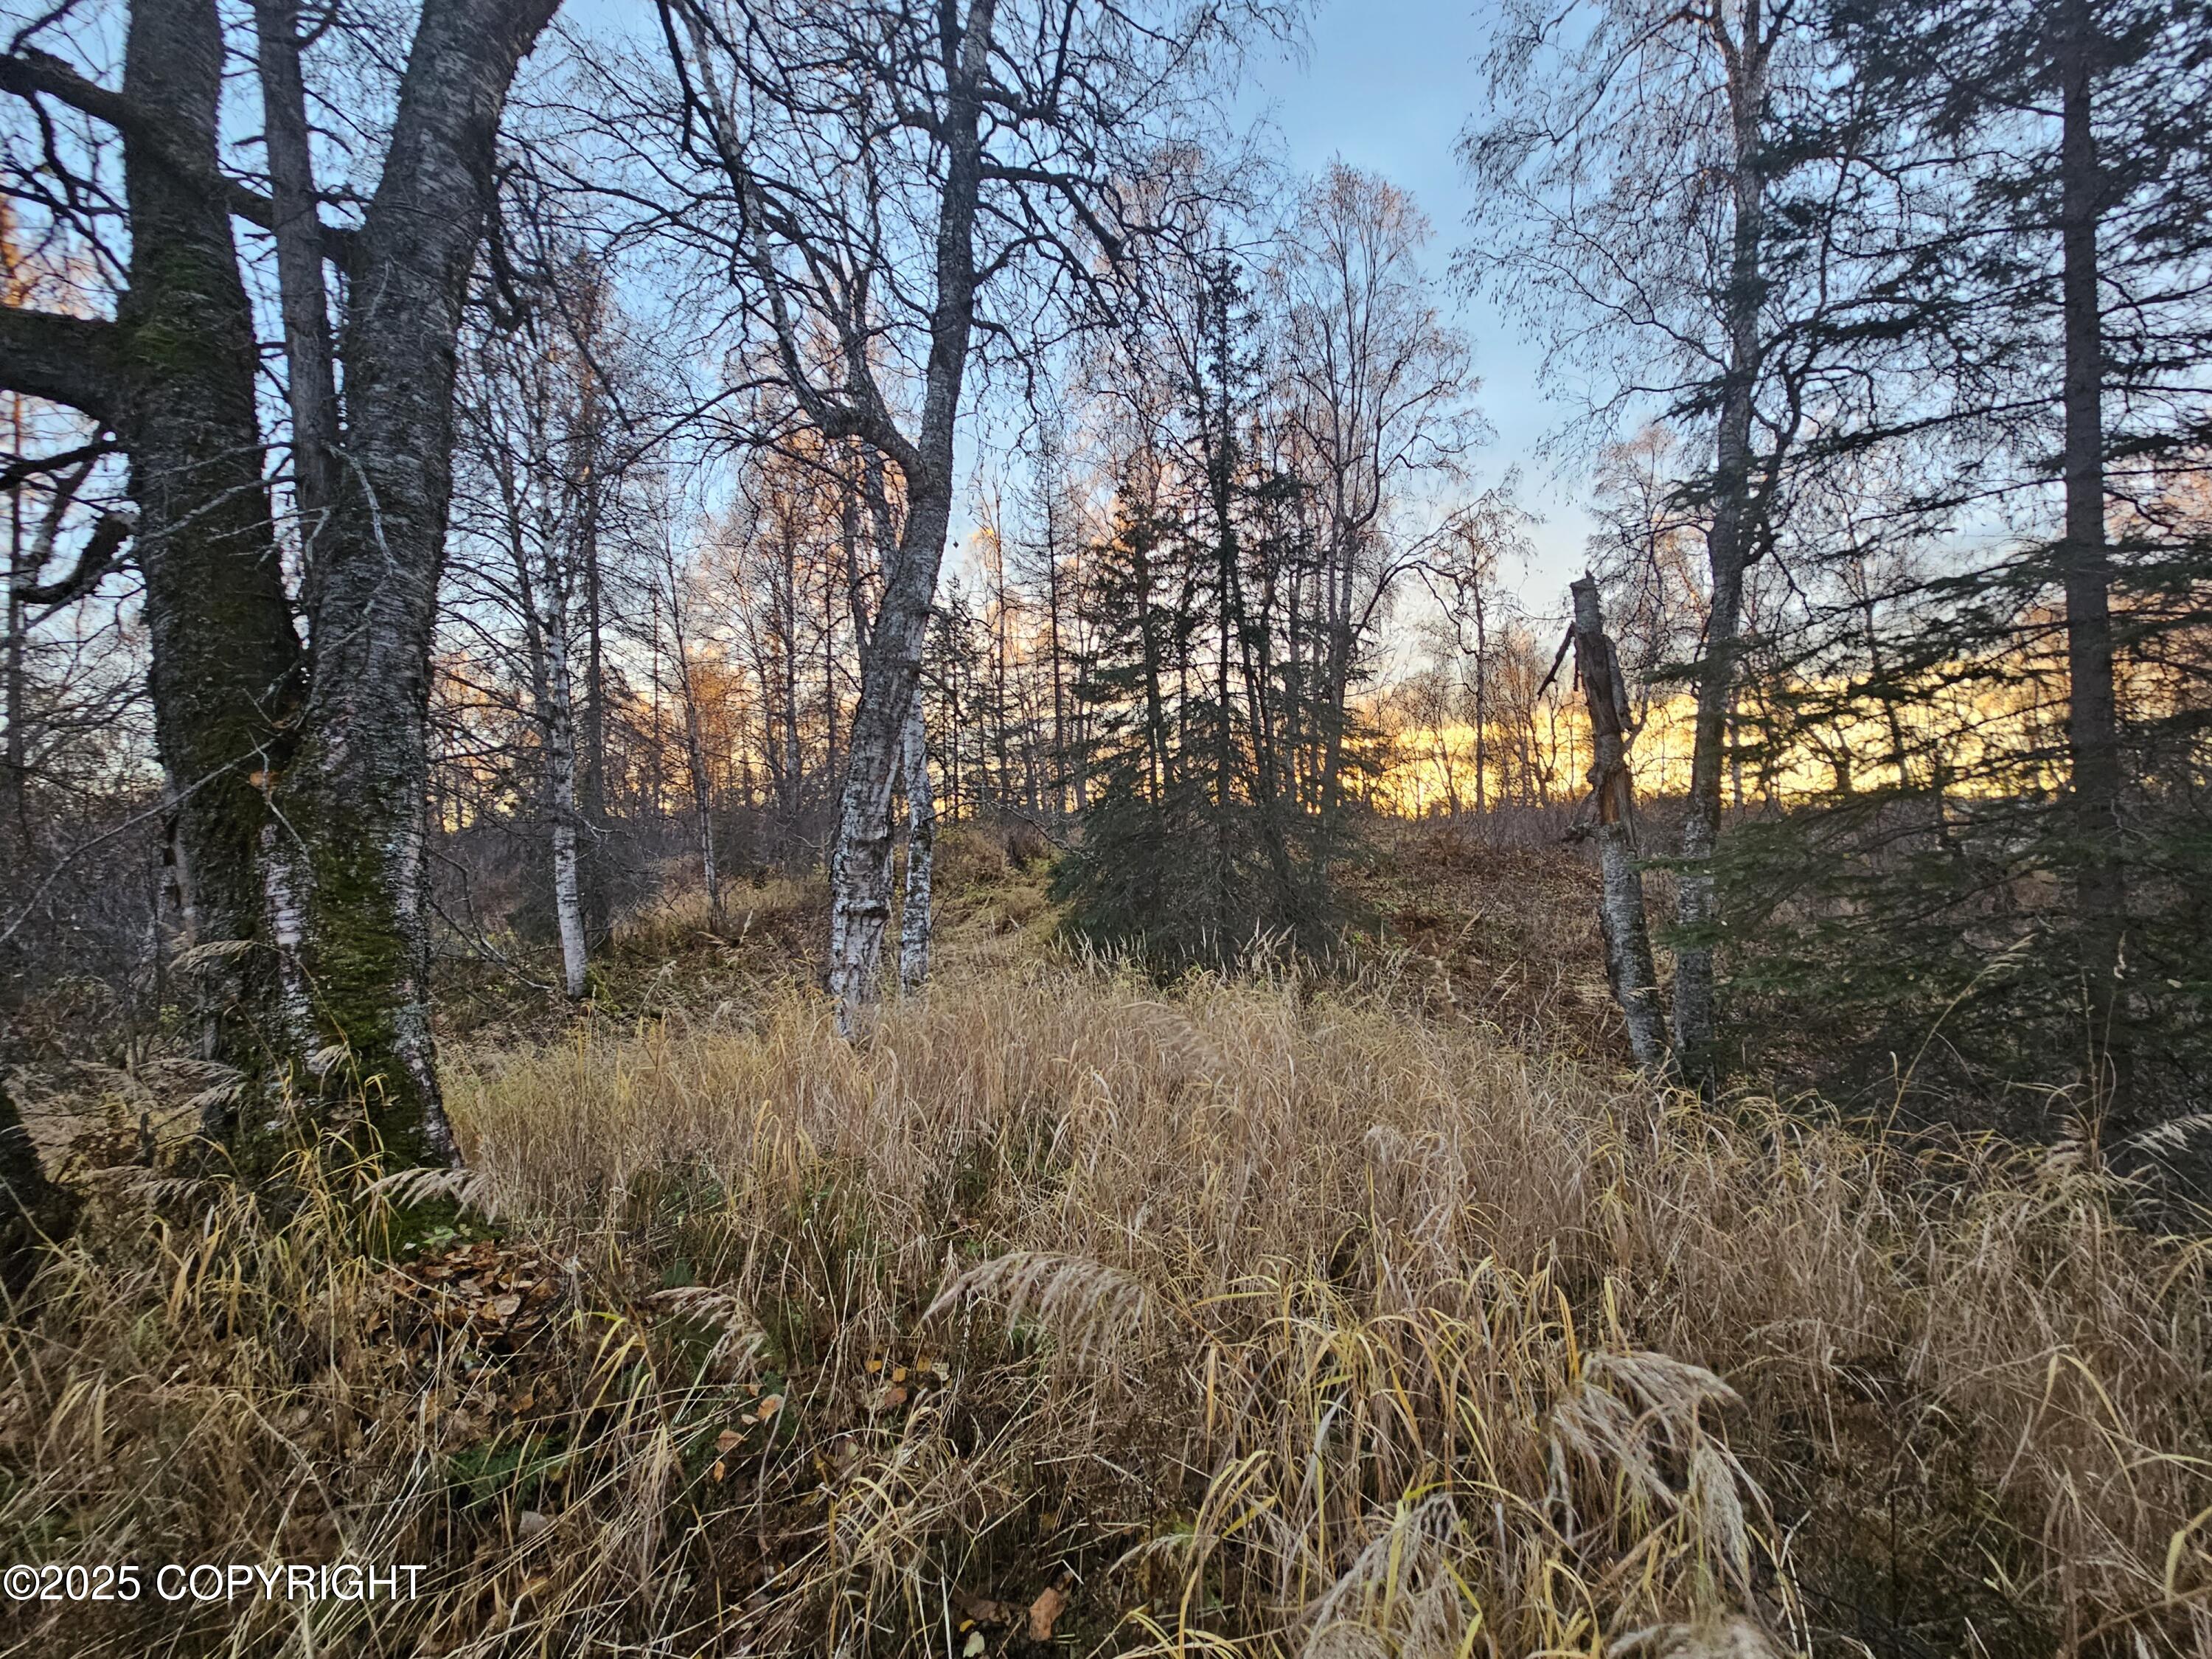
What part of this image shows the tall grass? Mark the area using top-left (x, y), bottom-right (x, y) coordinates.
top-left (4, 952), bottom-right (2208, 1655)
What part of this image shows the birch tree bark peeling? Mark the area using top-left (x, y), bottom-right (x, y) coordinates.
top-left (1571, 577), bottom-right (1671, 1074)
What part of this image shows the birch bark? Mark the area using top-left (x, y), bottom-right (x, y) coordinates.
top-left (899, 693), bottom-right (936, 995)
top-left (824, 0), bottom-right (995, 1029)
top-left (1571, 577), bottom-right (1670, 1073)
top-left (545, 608), bottom-right (590, 998)
top-left (251, 0), bottom-right (339, 590)
top-left (0, 0), bottom-right (556, 1169)
top-left (118, 0), bottom-right (305, 1124)
top-left (268, 0), bottom-right (560, 1164)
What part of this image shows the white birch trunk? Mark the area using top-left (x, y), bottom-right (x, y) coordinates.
top-left (545, 623), bottom-right (589, 1001)
top-left (271, 0), bottom-right (559, 1166)
top-left (252, 0), bottom-right (340, 587)
top-left (825, 2), bottom-right (995, 1032)
top-left (899, 693), bottom-right (936, 994)
top-left (1572, 577), bottom-right (1671, 1074)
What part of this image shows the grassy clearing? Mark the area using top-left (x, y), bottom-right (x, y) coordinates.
top-left (4, 933), bottom-right (2208, 1655)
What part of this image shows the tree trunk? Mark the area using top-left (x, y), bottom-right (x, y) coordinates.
top-left (576, 375), bottom-right (611, 943)
top-left (669, 592), bottom-right (722, 932)
top-left (0, 0), bottom-right (554, 1171)
top-left (6, 426), bottom-right (30, 851)
top-left (580, 528), bottom-right (610, 939)
top-left (269, 0), bottom-right (557, 1165)
top-left (2058, 0), bottom-right (2129, 1121)
top-left (252, 0), bottom-right (340, 591)
top-left (119, 0), bottom-right (305, 1121)
top-left (545, 620), bottom-right (590, 998)
top-left (1672, 548), bottom-right (1746, 1088)
top-left (1046, 526), bottom-right (1068, 815)
top-left (1470, 585), bottom-right (1488, 814)
top-left (829, 473), bottom-right (956, 1026)
top-left (899, 693), bottom-right (935, 994)
top-left (1572, 577), bottom-right (1670, 1073)
top-left (494, 408), bottom-right (590, 1001)
top-left (826, 0), bottom-right (994, 1032)
top-left (0, 1066), bottom-right (74, 1291)
top-left (1671, 19), bottom-right (1767, 1091)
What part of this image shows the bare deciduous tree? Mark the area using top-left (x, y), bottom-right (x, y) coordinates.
top-left (611, 0), bottom-right (1282, 1028)
top-left (2, 0), bottom-right (560, 1164)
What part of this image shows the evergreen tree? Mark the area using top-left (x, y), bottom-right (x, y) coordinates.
top-left (1055, 258), bottom-right (1340, 969)
top-left (1719, 0), bottom-right (2212, 1137)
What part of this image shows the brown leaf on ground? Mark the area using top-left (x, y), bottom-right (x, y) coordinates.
top-left (1026, 1582), bottom-right (1067, 1641)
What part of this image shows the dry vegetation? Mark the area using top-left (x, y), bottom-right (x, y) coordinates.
top-left (3, 842), bottom-right (2210, 1658)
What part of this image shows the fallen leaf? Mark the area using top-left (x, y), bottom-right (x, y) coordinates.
top-left (756, 1394), bottom-right (783, 1421)
top-left (1027, 1583), bottom-right (1068, 1641)
top-left (962, 1633), bottom-right (987, 1658)
top-left (487, 1293), bottom-right (524, 1320)
top-left (715, 1429), bottom-right (744, 1454)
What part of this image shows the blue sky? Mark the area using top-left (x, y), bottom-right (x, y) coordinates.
top-left (1234, 0), bottom-right (1599, 594)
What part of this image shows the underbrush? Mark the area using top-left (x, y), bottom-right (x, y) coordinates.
top-left (430, 873), bottom-right (830, 1045)
top-left (3, 955), bottom-right (2208, 1656)
top-left (1347, 817), bottom-right (1629, 1059)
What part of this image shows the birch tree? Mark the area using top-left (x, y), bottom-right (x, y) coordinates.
top-left (451, 258), bottom-right (647, 998)
top-left (1, 0), bottom-right (560, 1165)
top-left (1273, 165), bottom-right (1477, 815)
top-left (658, 527), bottom-right (724, 931)
top-left (1464, 0), bottom-right (1858, 1087)
top-left (601, 0), bottom-right (1282, 1029)
top-left (897, 696), bottom-right (935, 992)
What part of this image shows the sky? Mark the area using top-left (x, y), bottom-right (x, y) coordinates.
top-left (1232, 0), bottom-right (1601, 599)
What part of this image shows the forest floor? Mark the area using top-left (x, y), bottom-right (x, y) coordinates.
top-left (3, 822), bottom-right (2210, 1657)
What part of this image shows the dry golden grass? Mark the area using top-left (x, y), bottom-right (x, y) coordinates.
top-left (611, 873), bottom-right (827, 960)
top-left (4, 945), bottom-right (2209, 1656)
